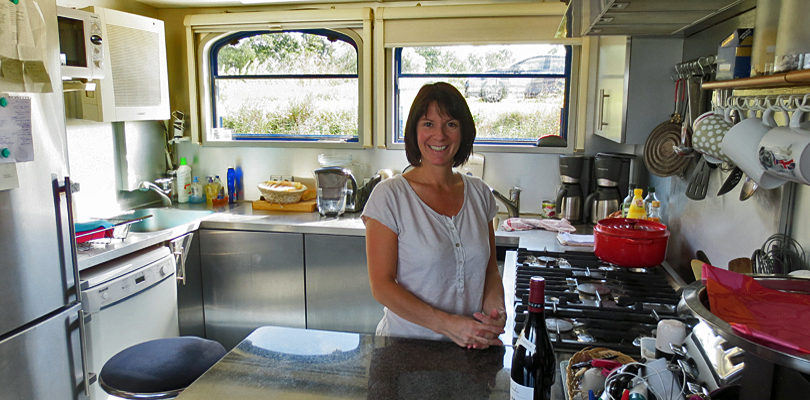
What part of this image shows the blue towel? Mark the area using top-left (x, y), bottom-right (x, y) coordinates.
top-left (75, 220), bottom-right (114, 233)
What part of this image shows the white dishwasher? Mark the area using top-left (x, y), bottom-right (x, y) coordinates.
top-left (80, 246), bottom-right (180, 400)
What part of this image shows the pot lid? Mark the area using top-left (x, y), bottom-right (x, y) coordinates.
top-left (595, 218), bottom-right (670, 239)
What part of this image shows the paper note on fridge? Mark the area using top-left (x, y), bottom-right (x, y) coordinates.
top-left (0, 96), bottom-right (33, 163)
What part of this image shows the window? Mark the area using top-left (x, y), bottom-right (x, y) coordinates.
top-left (394, 44), bottom-right (571, 146)
top-left (209, 30), bottom-right (359, 142)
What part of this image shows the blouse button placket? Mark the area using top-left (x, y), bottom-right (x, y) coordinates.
top-left (445, 217), bottom-right (465, 293)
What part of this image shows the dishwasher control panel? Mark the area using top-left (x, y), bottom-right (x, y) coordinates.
top-left (82, 254), bottom-right (175, 313)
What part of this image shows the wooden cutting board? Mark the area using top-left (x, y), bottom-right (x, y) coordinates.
top-left (252, 199), bottom-right (317, 212)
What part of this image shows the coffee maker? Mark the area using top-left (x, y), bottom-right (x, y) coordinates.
top-left (584, 155), bottom-right (623, 224)
top-left (555, 155), bottom-right (585, 223)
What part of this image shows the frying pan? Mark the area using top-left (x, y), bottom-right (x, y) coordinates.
top-left (644, 80), bottom-right (690, 177)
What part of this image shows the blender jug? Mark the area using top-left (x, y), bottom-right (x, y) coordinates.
top-left (314, 167), bottom-right (357, 216)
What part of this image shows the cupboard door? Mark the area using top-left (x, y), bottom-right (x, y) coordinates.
top-left (305, 234), bottom-right (382, 334)
top-left (200, 230), bottom-right (305, 349)
top-left (595, 35), bottom-right (630, 143)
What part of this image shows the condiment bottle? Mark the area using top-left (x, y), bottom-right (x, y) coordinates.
top-left (643, 186), bottom-right (659, 217)
top-left (626, 188), bottom-right (646, 219)
top-left (648, 201), bottom-right (662, 223)
top-left (621, 184), bottom-right (636, 217)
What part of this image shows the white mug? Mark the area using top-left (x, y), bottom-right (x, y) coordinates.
top-left (655, 319), bottom-right (687, 359)
top-left (759, 109), bottom-right (810, 185)
top-left (721, 108), bottom-right (789, 189)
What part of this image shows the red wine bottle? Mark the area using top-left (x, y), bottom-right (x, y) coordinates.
top-left (510, 277), bottom-right (556, 400)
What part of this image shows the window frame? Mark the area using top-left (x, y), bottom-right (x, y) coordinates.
top-left (391, 45), bottom-right (574, 146)
top-left (185, 8), bottom-right (373, 149)
top-left (208, 29), bottom-right (361, 143)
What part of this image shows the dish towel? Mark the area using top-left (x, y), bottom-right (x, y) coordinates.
top-left (557, 232), bottom-right (594, 247)
top-left (500, 218), bottom-right (576, 233)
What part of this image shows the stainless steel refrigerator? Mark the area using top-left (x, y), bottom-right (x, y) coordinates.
top-left (0, 0), bottom-right (89, 398)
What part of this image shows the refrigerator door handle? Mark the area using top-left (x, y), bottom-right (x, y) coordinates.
top-left (55, 175), bottom-right (82, 303)
top-left (79, 309), bottom-right (97, 396)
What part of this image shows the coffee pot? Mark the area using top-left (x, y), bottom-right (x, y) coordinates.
top-left (584, 156), bottom-right (623, 224)
top-left (555, 155), bottom-right (585, 223)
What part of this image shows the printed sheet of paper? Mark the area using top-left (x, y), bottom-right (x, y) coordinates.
top-left (0, 162), bottom-right (19, 190)
top-left (0, 96), bottom-right (33, 163)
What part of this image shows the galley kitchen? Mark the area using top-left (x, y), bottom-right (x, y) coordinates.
top-left (2, 0), bottom-right (809, 399)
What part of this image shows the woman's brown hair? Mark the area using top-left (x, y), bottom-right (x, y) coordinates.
top-left (404, 82), bottom-right (476, 168)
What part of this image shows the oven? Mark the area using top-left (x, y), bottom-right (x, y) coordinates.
top-left (80, 247), bottom-right (180, 400)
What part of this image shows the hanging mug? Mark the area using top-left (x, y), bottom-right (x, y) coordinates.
top-left (759, 108), bottom-right (810, 185)
top-left (692, 105), bottom-right (735, 164)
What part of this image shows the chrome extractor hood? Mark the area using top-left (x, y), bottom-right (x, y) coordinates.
top-left (557, 0), bottom-right (757, 38)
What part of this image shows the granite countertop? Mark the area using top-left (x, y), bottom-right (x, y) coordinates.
top-left (77, 200), bottom-right (594, 270)
top-left (176, 325), bottom-right (570, 400)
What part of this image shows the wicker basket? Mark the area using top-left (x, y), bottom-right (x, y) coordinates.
top-left (566, 347), bottom-right (636, 400)
top-left (257, 181), bottom-right (307, 204)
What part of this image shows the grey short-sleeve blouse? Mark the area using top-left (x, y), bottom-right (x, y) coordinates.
top-left (361, 173), bottom-right (498, 341)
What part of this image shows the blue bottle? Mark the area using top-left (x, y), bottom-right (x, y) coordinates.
top-left (227, 166), bottom-right (236, 203)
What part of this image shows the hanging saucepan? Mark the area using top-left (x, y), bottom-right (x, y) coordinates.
top-left (644, 80), bottom-right (691, 177)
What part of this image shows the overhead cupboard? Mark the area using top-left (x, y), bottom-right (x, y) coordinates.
top-left (182, 3), bottom-right (588, 151)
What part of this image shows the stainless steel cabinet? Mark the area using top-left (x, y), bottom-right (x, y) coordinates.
top-left (305, 234), bottom-right (382, 334)
top-left (200, 230), bottom-right (306, 349)
top-left (176, 232), bottom-right (205, 338)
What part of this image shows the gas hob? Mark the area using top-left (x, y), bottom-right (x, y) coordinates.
top-left (509, 248), bottom-right (683, 355)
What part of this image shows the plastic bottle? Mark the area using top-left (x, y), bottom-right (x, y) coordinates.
top-left (227, 166), bottom-right (236, 203)
top-left (621, 184), bottom-right (636, 217)
top-left (204, 176), bottom-right (216, 204)
top-left (648, 201), bottom-right (662, 223)
top-left (214, 176), bottom-right (225, 200)
top-left (643, 186), bottom-right (659, 217)
top-left (626, 188), bottom-right (646, 219)
top-left (176, 157), bottom-right (192, 203)
top-left (189, 176), bottom-right (205, 203)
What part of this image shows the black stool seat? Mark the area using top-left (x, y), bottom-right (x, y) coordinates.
top-left (99, 337), bottom-right (227, 399)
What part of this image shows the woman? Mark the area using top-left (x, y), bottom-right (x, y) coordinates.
top-left (362, 82), bottom-right (505, 349)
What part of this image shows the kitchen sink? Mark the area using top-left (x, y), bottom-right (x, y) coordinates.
top-left (127, 208), bottom-right (214, 233)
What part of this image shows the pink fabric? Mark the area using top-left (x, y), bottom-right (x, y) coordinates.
top-left (703, 264), bottom-right (810, 354)
top-left (499, 218), bottom-right (576, 233)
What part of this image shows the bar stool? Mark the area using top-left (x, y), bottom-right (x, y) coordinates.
top-left (99, 336), bottom-right (227, 399)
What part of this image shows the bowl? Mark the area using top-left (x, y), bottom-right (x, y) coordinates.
top-left (258, 181), bottom-right (307, 204)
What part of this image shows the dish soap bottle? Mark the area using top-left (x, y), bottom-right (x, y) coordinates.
top-left (176, 157), bottom-right (192, 203)
top-left (189, 176), bottom-right (205, 203)
top-left (626, 188), bottom-right (646, 219)
top-left (205, 176), bottom-right (217, 204)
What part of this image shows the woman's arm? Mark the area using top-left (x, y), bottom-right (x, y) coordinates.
top-left (365, 217), bottom-right (503, 348)
top-left (472, 222), bottom-right (507, 349)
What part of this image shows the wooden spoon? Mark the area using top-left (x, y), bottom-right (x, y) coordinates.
top-left (728, 257), bottom-right (753, 274)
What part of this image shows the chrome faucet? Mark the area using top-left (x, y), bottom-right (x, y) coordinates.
top-left (491, 186), bottom-right (521, 219)
top-left (139, 180), bottom-right (173, 206)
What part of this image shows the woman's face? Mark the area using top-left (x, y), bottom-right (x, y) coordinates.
top-left (416, 101), bottom-right (462, 168)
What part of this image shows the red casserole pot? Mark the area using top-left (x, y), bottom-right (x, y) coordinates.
top-left (593, 218), bottom-right (670, 268)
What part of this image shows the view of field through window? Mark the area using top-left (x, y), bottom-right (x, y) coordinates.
top-left (212, 31), bottom-right (359, 141)
top-left (396, 44), bottom-right (568, 144)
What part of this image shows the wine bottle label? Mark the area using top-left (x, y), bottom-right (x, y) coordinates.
top-left (516, 331), bottom-right (536, 353)
top-left (510, 378), bottom-right (533, 400)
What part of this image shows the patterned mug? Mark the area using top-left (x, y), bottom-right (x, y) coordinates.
top-left (692, 107), bottom-right (735, 164)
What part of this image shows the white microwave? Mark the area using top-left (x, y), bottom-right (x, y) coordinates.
top-left (57, 7), bottom-right (105, 81)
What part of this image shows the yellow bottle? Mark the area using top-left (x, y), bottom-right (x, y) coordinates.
top-left (626, 188), bottom-right (646, 219)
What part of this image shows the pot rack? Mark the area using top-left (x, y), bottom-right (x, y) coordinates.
top-left (674, 55), bottom-right (717, 79)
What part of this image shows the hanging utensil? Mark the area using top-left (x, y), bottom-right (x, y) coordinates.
top-left (740, 175), bottom-right (759, 201)
top-left (717, 166), bottom-right (744, 196)
top-left (674, 77), bottom-right (694, 156)
top-left (686, 155), bottom-right (712, 200)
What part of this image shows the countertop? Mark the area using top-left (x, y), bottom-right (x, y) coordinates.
top-left (176, 325), bottom-right (570, 400)
top-left (77, 200), bottom-right (594, 270)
